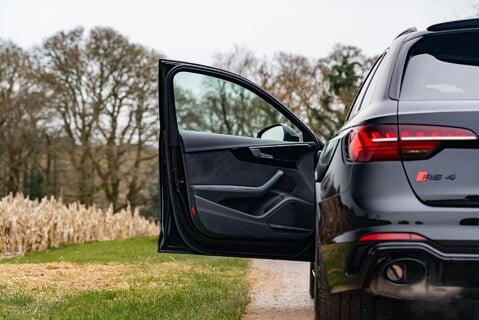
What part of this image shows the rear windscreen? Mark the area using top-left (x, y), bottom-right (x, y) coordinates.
top-left (401, 32), bottom-right (479, 100)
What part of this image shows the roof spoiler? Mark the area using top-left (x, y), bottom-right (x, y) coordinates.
top-left (428, 18), bottom-right (479, 31)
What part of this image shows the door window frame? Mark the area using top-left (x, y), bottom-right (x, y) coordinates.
top-left (165, 64), bottom-right (321, 146)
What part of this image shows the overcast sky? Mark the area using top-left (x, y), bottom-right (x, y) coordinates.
top-left (0, 0), bottom-right (477, 64)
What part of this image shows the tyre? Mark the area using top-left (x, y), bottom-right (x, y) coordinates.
top-left (313, 232), bottom-right (404, 319)
top-left (313, 241), bottom-right (376, 320)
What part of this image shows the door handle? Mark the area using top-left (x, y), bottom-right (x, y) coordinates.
top-left (192, 170), bottom-right (284, 200)
top-left (250, 148), bottom-right (274, 159)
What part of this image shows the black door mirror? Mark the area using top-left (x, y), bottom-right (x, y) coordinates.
top-left (257, 124), bottom-right (300, 142)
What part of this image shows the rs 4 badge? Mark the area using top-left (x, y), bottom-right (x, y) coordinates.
top-left (416, 171), bottom-right (456, 182)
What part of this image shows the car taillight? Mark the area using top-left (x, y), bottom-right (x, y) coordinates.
top-left (348, 125), bottom-right (399, 162)
top-left (347, 124), bottom-right (477, 163)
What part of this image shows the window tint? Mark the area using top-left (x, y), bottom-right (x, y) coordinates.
top-left (361, 53), bottom-right (387, 108)
top-left (346, 53), bottom-right (385, 120)
top-left (401, 32), bottom-right (479, 100)
top-left (173, 71), bottom-right (302, 140)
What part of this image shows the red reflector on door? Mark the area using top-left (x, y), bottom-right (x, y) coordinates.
top-left (359, 233), bottom-right (426, 242)
top-left (416, 171), bottom-right (429, 182)
top-left (191, 205), bottom-right (197, 215)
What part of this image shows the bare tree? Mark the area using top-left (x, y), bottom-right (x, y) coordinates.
top-left (214, 45), bottom-right (377, 139)
top-left (212, 45), bottom-right (260, 79)
top-left (86, 27), bottom-right (160, 211)
top-left (37, 28), bottom-right (97, 205)
top-left (37, 27), bottom-right (161, 210)
top-left (262, 52), bottom-right (323, 134)
top-left (0, 40), bottom-right (47, 196)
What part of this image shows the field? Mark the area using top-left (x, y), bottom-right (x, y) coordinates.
top-left (0, 194), bottom-right (157, 257)
top-left (0, 195), bottom-right (250, 319)
top-left (0, 237), bottom-right (249, 319)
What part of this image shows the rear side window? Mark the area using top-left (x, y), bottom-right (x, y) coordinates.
top-left (346, 53), bottom-right (386, 120)
top-left (401, 32), bottom-right (479, 100)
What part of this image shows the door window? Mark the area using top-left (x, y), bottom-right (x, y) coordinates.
top-left (173, 71), bottom-right (302, 141)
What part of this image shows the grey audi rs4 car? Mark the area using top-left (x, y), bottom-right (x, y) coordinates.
top-left (159, 18), bottom-right (479, 319)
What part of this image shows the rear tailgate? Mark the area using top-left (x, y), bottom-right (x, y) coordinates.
top-left (398, 31), bottom-right (479, 206)
top-left (398, 101), bottom-right (479, 205)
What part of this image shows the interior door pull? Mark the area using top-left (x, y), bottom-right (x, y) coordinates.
top-left (192, 170), bottom-right (284, 200)
top-left (250, 148), bottom-right (273, 159)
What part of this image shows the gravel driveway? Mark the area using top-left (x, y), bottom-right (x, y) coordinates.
top-left (241, 259), bottom-right (314, 320)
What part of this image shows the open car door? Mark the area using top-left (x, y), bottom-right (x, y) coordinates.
top-left (158, 60), bottom-right (322, 261)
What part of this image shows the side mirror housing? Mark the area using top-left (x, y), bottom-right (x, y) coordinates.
top-left (257, 124), bottom-right (300, 142)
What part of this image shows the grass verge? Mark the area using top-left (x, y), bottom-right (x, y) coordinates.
top-left (0, 237), bottom-right (249, 319)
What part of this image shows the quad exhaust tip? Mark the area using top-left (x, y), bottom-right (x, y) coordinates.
top-left (384, 259), bottom-right (426, 285)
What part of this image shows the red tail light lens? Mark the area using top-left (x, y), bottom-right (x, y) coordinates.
top-left (347, 125), bottom-right (476, 163)
top-left (399, 125), bottom-right (476, 160)
top-left (348, 125), bottom-right (399, 162)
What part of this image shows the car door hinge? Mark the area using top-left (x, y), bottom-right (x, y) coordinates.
top-left (172, 168), bottom-right (184, 185)
top-left (174, 179), bottom-right (184, 193)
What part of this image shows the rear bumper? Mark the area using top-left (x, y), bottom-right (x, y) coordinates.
top-left (317, 159), bottom-right (479, 300)
top-left (332, 240), bottom-right (479, 300)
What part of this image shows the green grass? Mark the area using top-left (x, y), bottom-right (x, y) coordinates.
top-left (0, 237), bottom-right (249, 320)
top-left (1, 236), bottom-right (228, 265)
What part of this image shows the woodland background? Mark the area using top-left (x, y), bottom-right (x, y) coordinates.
top-left (0, 27), bottom-right (377, 217)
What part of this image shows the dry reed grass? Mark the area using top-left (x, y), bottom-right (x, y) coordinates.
top-left (0, 194), bottom-right (157, 256)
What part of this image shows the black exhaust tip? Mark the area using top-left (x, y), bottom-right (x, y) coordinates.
top-left (384, 258), bottom-right (426, 285)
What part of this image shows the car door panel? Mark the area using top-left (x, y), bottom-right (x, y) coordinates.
top-left (182, 132), bottom-right (316, 240)
top-left (159, 60), bottom-right (321, 260)
top-left (191, 169), bottom-right (285, 201)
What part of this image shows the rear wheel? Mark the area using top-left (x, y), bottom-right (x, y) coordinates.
top-left (313, 242), bottom-right (379, 320)
top-left (313, 233), bottom-right (403, 319)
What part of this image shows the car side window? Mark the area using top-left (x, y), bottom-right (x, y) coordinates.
top-left (173, 71), bottom-right (303, 141)
top-left (346, 53), bottom-right (386, 120)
